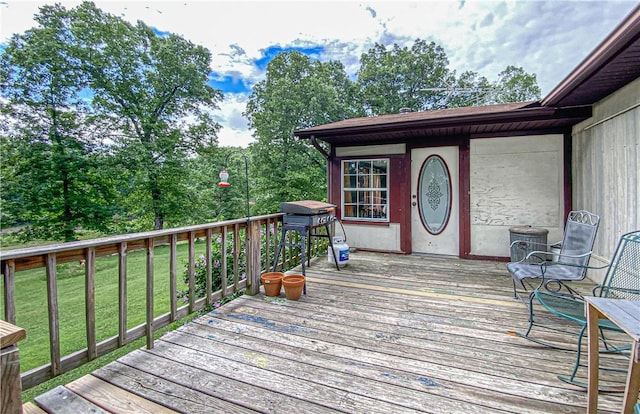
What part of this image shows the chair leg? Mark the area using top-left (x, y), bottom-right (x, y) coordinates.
top-left (524, 290), bottom-right (536, 337)
top-left (558, 325), bottom-right (627, 392)
top-left (563, 324), bottom-right (587, 383)
top-left (512, 278), bottom-right (530, 300)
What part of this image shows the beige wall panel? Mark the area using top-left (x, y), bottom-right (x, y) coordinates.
top-left (572, 78), bottom-right (639, 283)
top-left (336, 144), bottom-right (406, 157)
top-left (342, 223), bottom-right (401, 252)
top-left (470, 135), bottom-right (565, 257)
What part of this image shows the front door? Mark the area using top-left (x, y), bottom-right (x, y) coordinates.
top-left (411, 147), bottom-right (459, 256)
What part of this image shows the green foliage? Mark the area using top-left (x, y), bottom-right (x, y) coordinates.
top-left (357, 39), bottom-right (453, 115)
top-left (356, 39), bottom-right (541, 114)
top-left (0, 1), bottom-right (223, 239)
top-left (492, 65), bottom-right (541, 103)
top-left (0, 4), bottom-right (116, 241)
top-left (69, 2), bottom-right (222, 230)
top-left (178, 235), bottom-right (246, 303)
top-left (245, 51), bottom-right (359, 214)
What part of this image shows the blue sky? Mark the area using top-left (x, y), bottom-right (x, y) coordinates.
top-left (1, 1), bottom-right (637, 147)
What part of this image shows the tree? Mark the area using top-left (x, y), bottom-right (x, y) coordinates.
top-left (492, 65), bottom-right (541, 103)
top-left (0, 4), bottom-right (116, 241)
top-left (357, 39), bottom-right (452, 115)
top-left (245, 51), bottom-right (359, 214)
top-left (356, 40), bottom-right (541, 114)
top-left (443, 66), bottom-right (540, 107)
top-left (69, 2), bottom-right (222, 230)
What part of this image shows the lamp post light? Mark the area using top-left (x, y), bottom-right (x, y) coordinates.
top-left (218, 152), bottom-right (250, 222)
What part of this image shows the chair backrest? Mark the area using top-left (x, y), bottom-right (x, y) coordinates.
top-left (559, 210), bottom-right (600, 278)
top-left (601, 230), bottom-right (640, 300)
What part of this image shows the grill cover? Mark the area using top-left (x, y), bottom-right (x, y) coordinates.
top-left (280, 200), bottom-right (336, 215)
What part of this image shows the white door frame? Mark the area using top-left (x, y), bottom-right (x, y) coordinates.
top-left (411, 146), bottom-right (459, 256)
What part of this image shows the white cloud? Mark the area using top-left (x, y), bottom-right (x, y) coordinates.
top-left (2, 0), bottom-right (637, 147)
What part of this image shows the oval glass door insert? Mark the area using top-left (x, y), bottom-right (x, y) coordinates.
top-left (418, 155), bottom-right (451, 235)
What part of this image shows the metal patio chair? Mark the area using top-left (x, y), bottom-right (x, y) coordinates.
top-left (508, 210), bottom-right (600, 300)
top-left (514, 230), bottom-right (640, 390)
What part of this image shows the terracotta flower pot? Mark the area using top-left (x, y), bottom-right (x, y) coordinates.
top-left (282, 275), bottom-right (306, 301)
top-left (260, 272), bottom-right (284, 297)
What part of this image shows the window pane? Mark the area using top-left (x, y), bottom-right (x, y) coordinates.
top-left (344, 175), bottom-right (357, 188)
top-left (419, 155), bottom-right (451, 234)
top-left (345, 161), bottom-right (357, 174)
top-left (372, 159), bottom-right (387, 173)
top-left (342, 159), bottom-right (389, 222)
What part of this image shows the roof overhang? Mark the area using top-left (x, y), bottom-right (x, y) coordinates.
top-left (294, 102), bottom-right (591, 145)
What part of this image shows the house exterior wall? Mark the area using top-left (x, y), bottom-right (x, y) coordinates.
top-left (329, 144), bottom-right (409, 253)
top-left (469, 135), bottom-right (566, 257)
top-left (329, 137), bottom-right (570, 257)
top-left (572, 77), bottom-right (640, 283)
top-left (341, 223), bottom-right (402, 252)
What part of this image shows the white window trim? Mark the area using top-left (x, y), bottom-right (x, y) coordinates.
top-left (341, 158), bottom-right (390, 223)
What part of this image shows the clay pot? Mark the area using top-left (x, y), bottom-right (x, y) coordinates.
top-left (260, 272), bottom-right (284, 297)
top-left (282, 275), bottom-right (306, 301)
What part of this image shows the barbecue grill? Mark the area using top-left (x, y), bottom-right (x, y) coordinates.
top-left (272, 200), bottom-right (341, 295)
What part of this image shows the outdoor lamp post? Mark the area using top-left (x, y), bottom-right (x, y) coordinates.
top-left (218, 151), bottom-right (250, 222)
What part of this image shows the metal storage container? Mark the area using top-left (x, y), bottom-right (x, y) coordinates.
top-left (509, 226), bottom-right (549, 263)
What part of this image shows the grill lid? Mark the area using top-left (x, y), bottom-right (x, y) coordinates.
top-left (280, 200), bottom-right (336, 215)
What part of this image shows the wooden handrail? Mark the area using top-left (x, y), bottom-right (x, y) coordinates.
top-left (0, 213), bottom-right (329, 391)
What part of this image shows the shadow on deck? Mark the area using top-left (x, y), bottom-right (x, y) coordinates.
top-left (27, 251), bottom-right (630, 413)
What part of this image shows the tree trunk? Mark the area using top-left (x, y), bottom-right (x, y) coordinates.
top-left (150, 174), bottom-right (164, 230)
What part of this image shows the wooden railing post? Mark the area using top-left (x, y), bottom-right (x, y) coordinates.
top-left (1, 320), bottom-right (26, 414)
top-left (246, 220), bottom-right (262, 296)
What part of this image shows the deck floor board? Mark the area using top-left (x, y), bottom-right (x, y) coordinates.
top-left (30, 251), bottom-right (630, 413)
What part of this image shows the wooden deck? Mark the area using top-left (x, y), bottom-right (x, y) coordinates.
top-left (29, 251), bottom-right (632, 413)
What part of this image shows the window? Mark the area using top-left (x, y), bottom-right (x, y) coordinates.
top-left (342, 159), bottom-right (389, 221)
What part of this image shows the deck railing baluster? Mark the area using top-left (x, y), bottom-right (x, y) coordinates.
top-left (221, 225), bottom-right (228, 296)
top-left (205, 229), bottom-right (213, 306)
top-left (45, 254), bottom-right (61, 377)
top-left (233, 223), bottom-right (240, 291)
top-left (187, 231), bottom-right (196, 314)
top-left (169, 236), bottom-right (177, 322)
top-left (264, 218), bottom-right (272, 272)
top-left (2, 260), bottom-right (16, 324)
top-left (145, 239), bottom-right (154, 350)
top-left (85, 247), bottom-right (97, 361)
top-left (118, 242), bottom-right (127, 346)
top-left (247, 220), bottom-right (261, 295)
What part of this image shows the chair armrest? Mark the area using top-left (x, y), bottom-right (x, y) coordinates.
top-left (509, 239), bottom-right (557, 249)
top-left (522, 249), bottom-right (553, 262)
top-left (533, 259), bottom-right (609, 290)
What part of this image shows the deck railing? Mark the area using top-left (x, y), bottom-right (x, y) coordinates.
top-left (0, 213), bottom-right (328, 391)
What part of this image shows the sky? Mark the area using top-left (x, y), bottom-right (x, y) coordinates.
top-left (1, 1), bottom-right (637, 147)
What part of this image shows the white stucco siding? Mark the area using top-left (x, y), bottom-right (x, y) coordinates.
top-left (341, 223), bottom-right (402, 252)
top-left (470, 135), bottom-right (565, 257)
